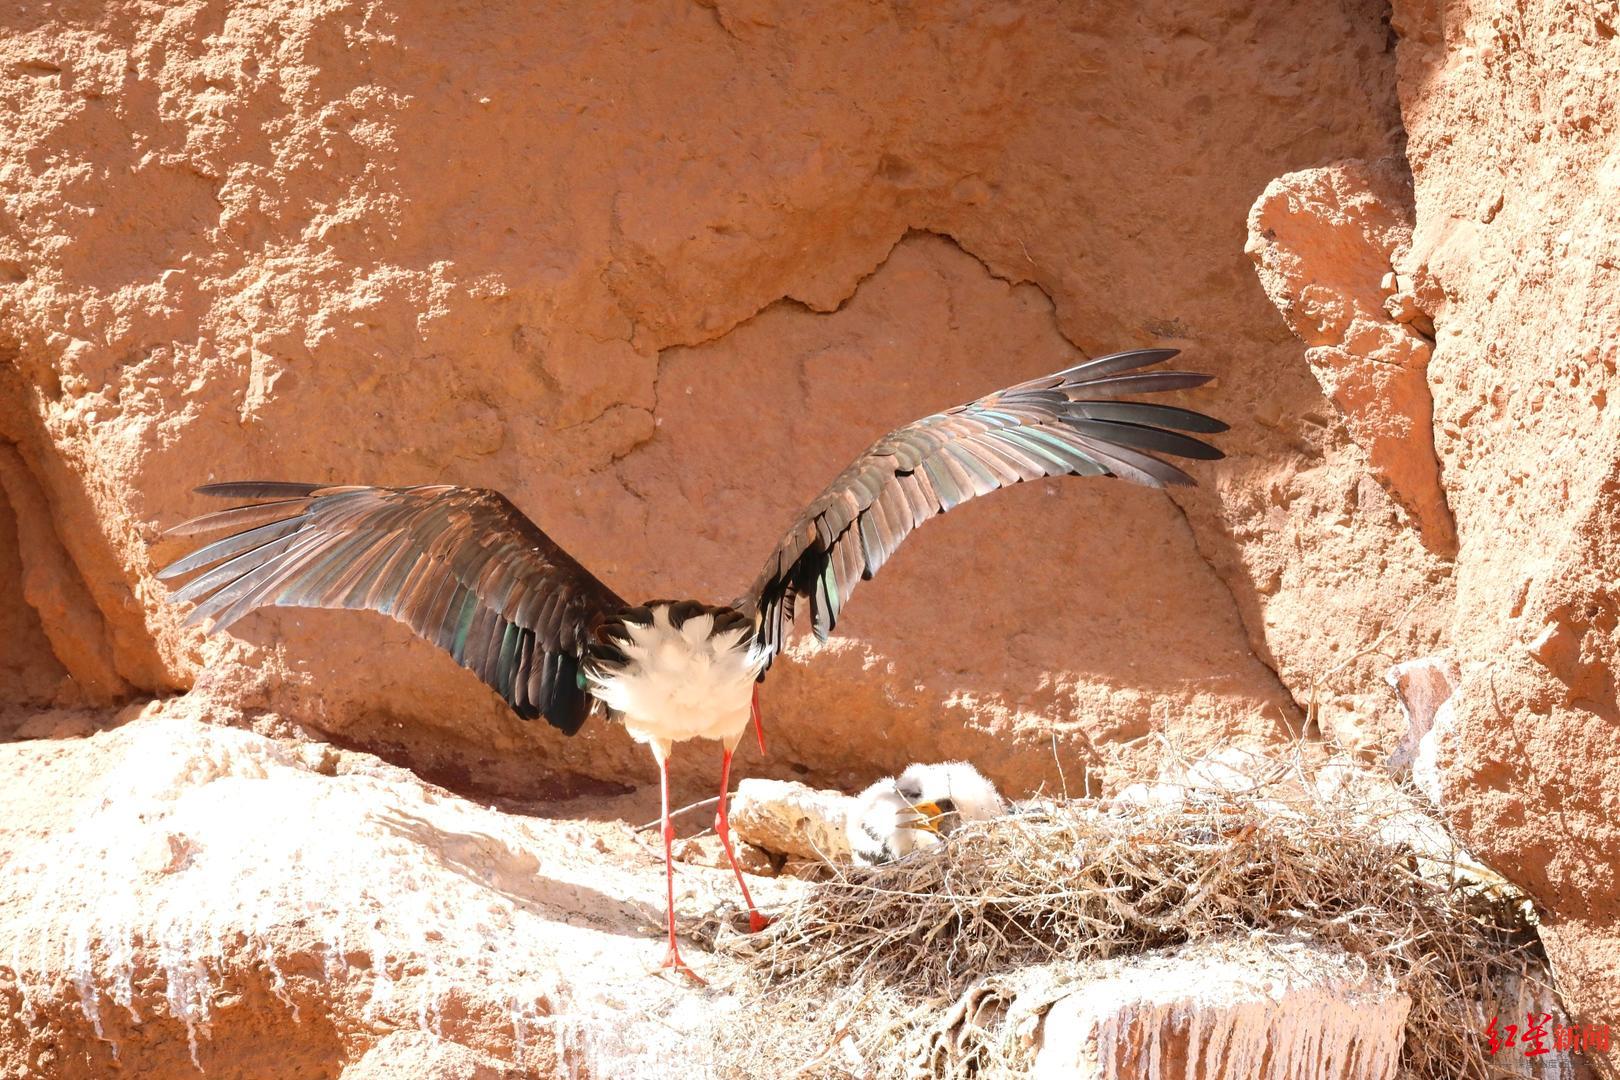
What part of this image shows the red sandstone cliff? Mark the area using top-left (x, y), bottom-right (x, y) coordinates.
top-left (1, 0), bottom-right (1615, 1075)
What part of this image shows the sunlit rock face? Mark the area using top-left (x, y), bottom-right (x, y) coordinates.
top-left (0, 702), bottom-right (805, 1078)
top-left (9, 0), bottom-right (1620, 1073)
top-left (1246, 159), bottom-right (1455, 560)
top-left (1031, 940), bottom-right (1411, 1080)
top-left (1243, 1), bottom-right (1620, 1063)
top-left (0, 0), bottom-right (1408, 802)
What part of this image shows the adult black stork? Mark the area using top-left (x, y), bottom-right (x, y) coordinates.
top-left (156, 347), bottom-right (1226, 981)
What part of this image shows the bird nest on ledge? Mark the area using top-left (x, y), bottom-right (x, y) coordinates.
top-left (704, 761), bottom-right (1545, 1080)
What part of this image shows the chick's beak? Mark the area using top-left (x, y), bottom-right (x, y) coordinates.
top-left (900, 801), bottom-right (945, 833)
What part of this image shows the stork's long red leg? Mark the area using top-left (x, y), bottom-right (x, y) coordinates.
top-left (750, 684), bottom-right (766, 755)
top-left (716, 744), bottom-right (770, 933)
top-left (656, 750), bottom-right (704, 984)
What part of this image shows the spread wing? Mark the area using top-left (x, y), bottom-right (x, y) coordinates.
top-left (157, 483), bottom-right (626, 734)
top-left (743, 348), bottom-right (1226, 664)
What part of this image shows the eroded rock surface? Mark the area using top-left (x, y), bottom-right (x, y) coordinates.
top-left (1030, 940), bottom-right (1409, 1080)
top-left (0, 0), bottom-right (1407, 802)
top-left (0, 701), bottom-right (801, 1079)
top-left (1240, 5), bottom-right (1620, 1060)
top-left (1344, 2), bottom-right (1619, 1067)
top-left (2, 0), bottom-right (1618, 1073)
top-left (729, 777), bottom-right (852, 862)
top-left (0, 482), bottom-right (65, 705)
top-left (1247, 158), bottom-right (1455, 557)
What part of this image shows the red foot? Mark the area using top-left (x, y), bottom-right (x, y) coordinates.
top-left (747, 911), bottom-right (773, 934)
top-left (658, 945), bottom-right (707, 986)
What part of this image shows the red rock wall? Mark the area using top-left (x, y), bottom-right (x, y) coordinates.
top-left (1240, 0), bottom-right (1620, 1066)
top-left (2, 0), bottom-right (1407, 799)
top-left (0, 482), bottom-right (66, 706)
top-left (5, 0), bottom-right (1620, 1072)
top-left (1389, 0), bottom-right (1620, 1064)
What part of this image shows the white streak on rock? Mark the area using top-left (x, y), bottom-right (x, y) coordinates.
top-left (1032, 940), bottom-right (1409, 1080)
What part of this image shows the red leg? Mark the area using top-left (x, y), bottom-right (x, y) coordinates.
top-left (716, 746), bottom-right (770, 933)
top-left (750, 684), bottom-right (766, 755)
top-left (656, 750), bottom-right (704, 984)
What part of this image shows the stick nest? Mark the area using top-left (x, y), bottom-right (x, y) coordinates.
top-left (705, 759), bottom-right (1547, 1080)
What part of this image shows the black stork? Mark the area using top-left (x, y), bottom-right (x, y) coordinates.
top-left (156, 347), bottom-right (1226, 981)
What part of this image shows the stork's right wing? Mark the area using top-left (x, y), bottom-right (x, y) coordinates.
top-left (158, 483), bottom-right (626, 734)
top-left (741, 348), bottom-right (1227, 665)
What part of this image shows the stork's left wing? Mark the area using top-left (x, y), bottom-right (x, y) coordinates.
top-left (741, 348), bottom-right (1226, 664)
top-left (156, 483), bottom-right (626, 734)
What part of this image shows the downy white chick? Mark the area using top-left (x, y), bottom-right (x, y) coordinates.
top-left (846, 761), bottom-right (1006, 867)
top-left (846, 778), bottom-right (942, 867)
top-left (895, 761), bottom-right (1006, 834)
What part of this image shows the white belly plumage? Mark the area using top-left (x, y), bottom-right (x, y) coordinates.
top-left (586, 604), bottom-right (768, 752)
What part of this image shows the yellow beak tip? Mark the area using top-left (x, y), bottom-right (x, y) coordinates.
top-left (903, 802), bottom-right (945, 833)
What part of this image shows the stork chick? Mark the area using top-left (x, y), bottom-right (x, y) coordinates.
top-left (847, 762), bottom-right (1006, 866)
top-left (847, 778), bottom-right (945, 867)
top-left (895, 761), bottom-right (1006, 834)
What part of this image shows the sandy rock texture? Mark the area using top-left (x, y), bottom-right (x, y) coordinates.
top-left (0, 0), bottom-right (1409, 804)
top-left (1029, 940), bottom-right (1409, 1080)
top-left (1247, 158), bottom-right (1455, 558)
top-left (1390, 6), bottom-right (1620, 1069)
top-left (0, 482), bottom-right (65, 705)
top-left (4, 0), bottom-right (1619, 1073)
top-left (1243, 0), bottom-right (1620, 1067)
top-left (728, 777), bottom-right (852, 862)
top-left (0, 700), bottom-right (801, 1079)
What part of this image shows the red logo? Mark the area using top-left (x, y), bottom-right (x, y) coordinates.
top-left (1486, 1014), bottom-right (1611, 1055)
